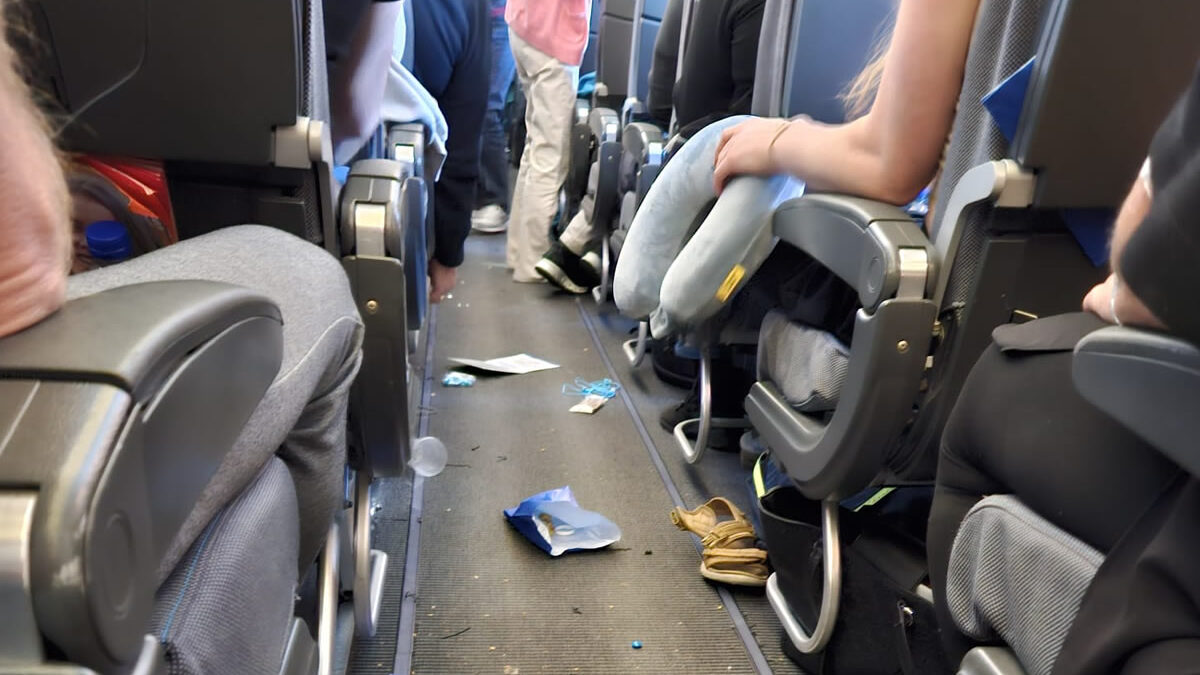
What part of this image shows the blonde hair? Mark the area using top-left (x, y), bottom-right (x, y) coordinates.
top-left (841, 10), bottom-right (897, 120)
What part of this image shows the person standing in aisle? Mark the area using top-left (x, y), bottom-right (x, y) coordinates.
top-left (471, 0), bottom-right (519, 234)
top-left (411, 0), bottom-right (491, 300)
top-left (505, 0), bottom-right (592, 283)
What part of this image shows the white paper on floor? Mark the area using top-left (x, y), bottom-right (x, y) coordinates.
top-left (447, 353), bottom-right (560, 375)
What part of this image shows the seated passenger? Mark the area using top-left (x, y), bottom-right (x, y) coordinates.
top-left (0, 11), bottom-right (364, 584)
top-left (535, 0), bottom-right (766, 294)
top-left (712, 0), bottom-right (976, 204)
top-left (411, 0), bottom-right (491, 301)
top-left (648, 0), bottom-right (766, 137)
top-left (928, 64), bottom-right (1200, 673)
top-left (639, 0), bottom-right (976, 446)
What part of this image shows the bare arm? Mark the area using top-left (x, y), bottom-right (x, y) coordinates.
top-left (0, 12), bottom-right (71, 337)
top-left (713, 0), bottom-right (980, 204)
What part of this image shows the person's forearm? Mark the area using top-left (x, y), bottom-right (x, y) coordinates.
top-left (0, 15), bottom-right (71, 336)
top-left (432, 176), bottom-right (472, 268)
top-left (773, 117), bottom-right (931, 205)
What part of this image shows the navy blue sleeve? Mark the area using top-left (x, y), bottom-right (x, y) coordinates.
top-left (430, 0), bottom-right (491, 268)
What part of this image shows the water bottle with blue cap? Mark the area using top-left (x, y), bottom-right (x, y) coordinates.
top-left (85, 220), bottom-right (134, 266)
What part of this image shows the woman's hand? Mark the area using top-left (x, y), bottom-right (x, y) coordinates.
top-left (712, 117), bottom-right (791, 193)
top-left (1082, 273), bottom-right (1165, 329)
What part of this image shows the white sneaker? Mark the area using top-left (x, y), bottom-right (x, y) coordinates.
top-left (471, 205), bottom-right (508, 233)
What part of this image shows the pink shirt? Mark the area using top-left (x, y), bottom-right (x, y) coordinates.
top-left (505, 0), bottom-right (591, 66)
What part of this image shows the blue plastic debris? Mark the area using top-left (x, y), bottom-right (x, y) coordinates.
top-left (562, 377), bottom-right (621, 399)
top-left (504, 486), bottom-right (622, 556)
top-left (442, 371), bottom-right (477, 387)
top-left (631, 641), bottom-right (643, 650)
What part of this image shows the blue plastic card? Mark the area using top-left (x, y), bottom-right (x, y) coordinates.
top-left (982, 58), bottom-right (1035, 144)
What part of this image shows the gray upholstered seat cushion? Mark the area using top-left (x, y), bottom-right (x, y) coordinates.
top-left (152, 457), bottom-right (300, 675)
top-left (948, 495), bottom-right (1103, 675)
top-left (757, 311), bottom-right (849, 412)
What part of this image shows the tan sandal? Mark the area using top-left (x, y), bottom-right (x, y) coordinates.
top-left (698, 520), bottom-right (769, 587)
top-left (701, 547), bottom-right (770, 587)
top-left (669, 497), bottom-right (750, 538)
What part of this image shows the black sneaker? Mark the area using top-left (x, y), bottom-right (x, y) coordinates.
top-left (658, 385), bottom-right (736, 451)
top-left (535, 241), bottom-right (600, 294)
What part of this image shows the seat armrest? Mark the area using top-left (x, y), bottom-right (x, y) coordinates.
top-left (958, 647), bottom-right (1027, 675)
top-left (588, 107), bottom-right (621, 143)
top-left (0, 281), bottom-right (282, 672)
top-left (621, 122), bottom-right (667, 165)
top-left (746, 194), bottom-right (940, 499)
top-left (0, 281), bottom-right (281, 399)
top-left (385, 122), bottom-right (428, 180)
top-left (772, 194), bottom-right (938, 312)
top-left (1073, 326), bottom-right (1200, 477)
top-left (621, 97), bottom-right (646, 127)
top-left (340, 159), bottom-right (424, 476)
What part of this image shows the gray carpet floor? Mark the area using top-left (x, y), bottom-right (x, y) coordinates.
top-left (352, 234), bottom-right (804, 674)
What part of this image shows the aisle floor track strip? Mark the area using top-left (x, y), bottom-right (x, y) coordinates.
top-left (575, 300), bottom-right (773, 675)
top-left (393, 305), bottom-right (439, 675)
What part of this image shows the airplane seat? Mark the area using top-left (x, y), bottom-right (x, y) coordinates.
top-left (17, 0), bottom-right (426, 668)
top-left (563, 0), bottom-right (607, 215)
top-left (152, 456), bottom-right (304, 675)
top-left (23, 0), bottom-right (339, 249)
top-left (623, 0), bottom-right (667, 124)
top-left (946, 325), bottom-right (1200, 675)
top-left (613, 0), bottom-right (892, 460)
top-left (742, 0), bottom-right (1200, 660)
top-left (30, 0), bottom-right (424, 478)
top-left (0, 282), bottom-right (304, 674)
top-left (585, 0), bottom-right (686, 303)
top-left (561, 0), bottom-right (638, 223)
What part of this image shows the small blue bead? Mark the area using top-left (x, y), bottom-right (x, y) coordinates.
top-left (631, 641), bottom-right (643, 649)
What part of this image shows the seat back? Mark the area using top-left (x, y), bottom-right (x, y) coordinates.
top-left (582, 0), bottom-right (603, 74)
top-left (897, 0), bottom-right (1200, 478)
top-left (596, 0), bottom-right (637, 104)
top-left (630, 0), bottom-right (668, 105)
top-left (24, 0), bottom-right (337, 249)
top-left (751, 0), bottom-right (894, 121)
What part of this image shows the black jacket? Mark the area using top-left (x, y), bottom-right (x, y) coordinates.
top-left (646, 0), bottom-right (765, 134)
top-left (1122, 62), bottom-right (1200, 346)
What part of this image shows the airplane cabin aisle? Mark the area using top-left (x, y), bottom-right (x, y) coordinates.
top-left (349, 234), bottom-right (802, 674)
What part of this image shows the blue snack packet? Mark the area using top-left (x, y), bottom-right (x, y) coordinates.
top-left (504, 486), bottom-right (622, 556)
